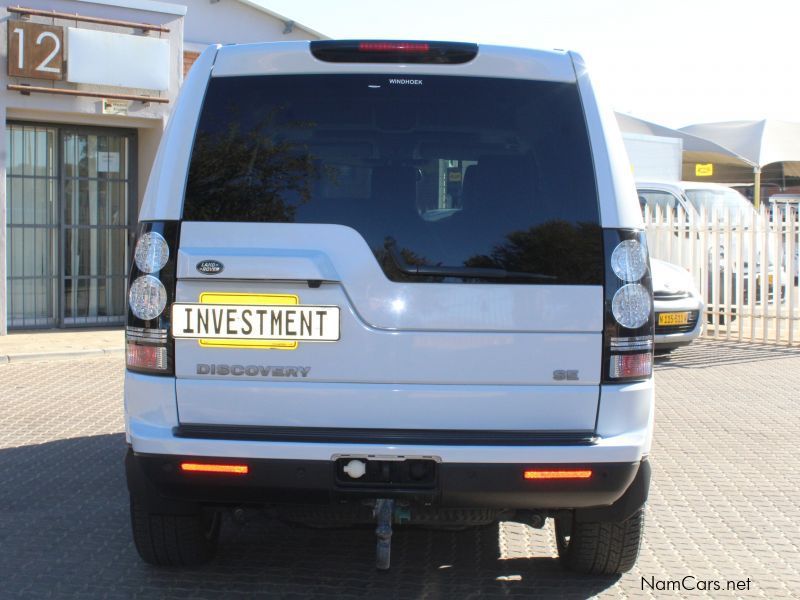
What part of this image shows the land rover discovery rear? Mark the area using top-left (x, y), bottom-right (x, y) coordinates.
top-left (124, 40), bottom-right (654, 575)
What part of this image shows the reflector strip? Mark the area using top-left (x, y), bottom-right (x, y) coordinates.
top-left (523, 469), bottom-right (592, 480)
top-left (180, 462), bottom-right (249, 474)
top-left (359, 41), bottom-right (430, 52)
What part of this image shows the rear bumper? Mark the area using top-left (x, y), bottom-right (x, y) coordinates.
top-left (126, 448), bottom-right (649, 516)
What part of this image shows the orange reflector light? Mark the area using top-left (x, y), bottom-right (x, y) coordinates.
top-left (180, 462), bottom-right (249, 474)
top-left (523, 469), bottom-right (592, 480)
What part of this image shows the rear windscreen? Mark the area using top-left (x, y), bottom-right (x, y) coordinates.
top-left (183, 74), bottom-right (602, 284)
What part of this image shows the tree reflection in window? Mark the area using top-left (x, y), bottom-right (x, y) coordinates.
top-left (184, 106), bottom-right (321, 223)
top-left (465, 221), bottom-right (603, 284)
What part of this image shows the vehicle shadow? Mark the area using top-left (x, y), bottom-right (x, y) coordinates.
top-left (655, 338), bottom-right (800, 370)
top-left (0, 434), bottom-right (620, 599)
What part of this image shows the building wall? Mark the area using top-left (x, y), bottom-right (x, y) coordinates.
top-left (1, 0), bottom-right (324, 333)
top-left (1, 0), bottom-right (185, 333)
top-left (169, 0), bottom-right (324, 50)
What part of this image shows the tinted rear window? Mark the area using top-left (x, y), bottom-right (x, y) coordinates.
top-left (183, 74), bottom-right (601, 284)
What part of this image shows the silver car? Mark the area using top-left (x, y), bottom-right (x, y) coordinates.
top-left (651, 258), bottom-right (704, 352)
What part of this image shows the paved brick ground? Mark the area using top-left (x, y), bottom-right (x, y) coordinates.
top-left (1, 339), bottom-right (799, 598)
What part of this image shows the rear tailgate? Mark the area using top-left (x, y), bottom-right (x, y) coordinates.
top-left (174, 223), bottom-right (602, 432)
top-left (172, 60), bottom-right (604, 436)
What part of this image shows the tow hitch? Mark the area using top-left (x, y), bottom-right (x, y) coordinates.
top-left (373, 499), bottom-right (412, 570)
top-left (373, 498), bottom-right (394, 570)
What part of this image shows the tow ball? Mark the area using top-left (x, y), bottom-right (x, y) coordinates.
top-left (372, 499), bottom-right (410, 570)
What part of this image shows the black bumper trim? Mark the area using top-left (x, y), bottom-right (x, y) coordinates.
top-left (126, 450), bottom-right (644, 513)
top-left (173, 424), bottom-right (598, 446)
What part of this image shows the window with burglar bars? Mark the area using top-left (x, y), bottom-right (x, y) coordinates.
top-left (5, 123), bottom-right (135, 329)
top-left (5, 124), bottom-right (59, 328)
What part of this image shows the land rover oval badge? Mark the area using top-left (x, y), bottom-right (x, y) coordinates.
top-left (197, 260), bottom-right (224, 275)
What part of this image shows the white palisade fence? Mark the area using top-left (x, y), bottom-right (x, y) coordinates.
top-left (644, 204), bottom-right (800, 345)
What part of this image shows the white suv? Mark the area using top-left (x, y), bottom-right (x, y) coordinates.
top-left (124, 40), bottom-right (654, 574)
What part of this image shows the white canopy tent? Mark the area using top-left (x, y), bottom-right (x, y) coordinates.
top-left (680, 120), bottom-right (800, 207)
top-left (616, 113), bottom-right (754, 170)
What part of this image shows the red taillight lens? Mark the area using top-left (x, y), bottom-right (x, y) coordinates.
top-left (524, 469), bottom-right (592, 480)
top-left (609, 352), bottom-right (652, 379)
top-left (310, 40), bottom-right (477, 64)
top-left (180, 462), bottom-right (249, 475)
top-left (359, 41), bottom-right (430, 53)
top-left (126, 341), bottom-right (168, 371)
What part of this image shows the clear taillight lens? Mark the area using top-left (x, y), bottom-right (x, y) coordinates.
top-left (134, 231), bottom-right (170, 273)
top-left (128, 275), bottom-right (167, 321)
top-left (610, 239), bottom-right (648, 282)
top-left (611, 283), bottom-right (651, 329)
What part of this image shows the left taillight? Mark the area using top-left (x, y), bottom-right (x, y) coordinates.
top-left (126, 221), bottom-right (180, 375)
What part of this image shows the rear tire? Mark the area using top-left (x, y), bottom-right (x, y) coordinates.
top-left (554, 508), bottom-right (644, 575)
top-left (130, 495), bottom-right (221, 566)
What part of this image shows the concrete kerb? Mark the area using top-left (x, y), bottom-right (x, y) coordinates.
top-left (0, 328), bottom-right (125, 364)
top-left (0, 348), bottom-right (125, 364)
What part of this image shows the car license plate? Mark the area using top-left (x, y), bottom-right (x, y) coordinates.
top-left (658, 312), bottom-right (689, 326)
top-left (172, 300), bottom-right (340, 343)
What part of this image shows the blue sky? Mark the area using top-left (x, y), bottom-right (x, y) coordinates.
top-left (256, 0), bottom-right (800, 128)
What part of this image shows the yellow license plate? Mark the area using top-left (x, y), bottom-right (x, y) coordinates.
top-left (658, 312), bottom-right (689, 326)
top-left (172, 292), bottom-right (339, 350)
top-left (198, 292), bottom-right (298, 350)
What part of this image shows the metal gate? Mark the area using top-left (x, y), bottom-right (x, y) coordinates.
top-left (644, 204), bottom-right (800, 346)
top-left (61, 128), bottom-right (135, 326)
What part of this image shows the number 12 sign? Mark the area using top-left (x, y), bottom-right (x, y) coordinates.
top-left (8, 21), bottom-right (64, 81)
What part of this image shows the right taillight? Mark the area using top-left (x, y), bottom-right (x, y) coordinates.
top-left (603, 230), bottom-right (654, 382)
top-left (126, 221), bottom-right (180, 375)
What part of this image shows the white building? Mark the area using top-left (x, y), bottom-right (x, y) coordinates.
top-left (172, 0), bottom-right (326, 75)
top-left (1, 0), bottom-right (324, 334)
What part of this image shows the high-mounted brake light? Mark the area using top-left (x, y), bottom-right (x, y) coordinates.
top-left (310, 40), bottom-right (478, 64)
top-left (359, 41), bottom-right (430, 53)
top-left (181, 462), bottom-right (249, 475)
top-left (524, 469), bottom-right (593, 480)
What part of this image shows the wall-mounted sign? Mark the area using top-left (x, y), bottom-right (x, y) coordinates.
top-left (7, 20), bottom-right (64, 80)
top-left (102, 99), bottom-right (130, 115)
top-left (67, 28), bottom-right (169, 91)
top-left (695, 163), bottom-right (714, 177)
top-left (97, 152), bottom-right (121, 173)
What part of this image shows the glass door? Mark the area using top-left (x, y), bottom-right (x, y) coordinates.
top-left (5, 124), bottom-right (59, 328)
top-left (61, 130), bottom-right (134, 326)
